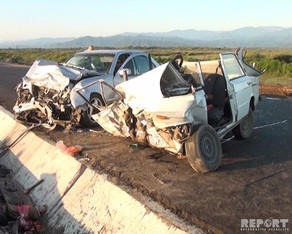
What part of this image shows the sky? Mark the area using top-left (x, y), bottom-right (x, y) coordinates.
top-left (1, 0), bottom-right (292, 41)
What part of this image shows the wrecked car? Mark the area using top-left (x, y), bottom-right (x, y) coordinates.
top-left (92, 49), bottom-right (264, 173)
top-left (13, 50), bottom-right (159, 129)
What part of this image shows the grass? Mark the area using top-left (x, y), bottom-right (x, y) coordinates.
top-left (0, 49), bottom-right (77, 65)
top-left (1, 47), bottom-right (292, 86)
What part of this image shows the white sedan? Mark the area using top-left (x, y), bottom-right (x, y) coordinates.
top-left (93, 48), bottom-right (264, 173)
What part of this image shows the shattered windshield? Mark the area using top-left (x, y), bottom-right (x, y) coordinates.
top-left (160, 64), bottom-right (191, 97)
top-left (66, 54), bottom-right (114, 73)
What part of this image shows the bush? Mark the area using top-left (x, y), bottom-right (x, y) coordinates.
top-left (9, 55), bottom-right (25, 64)
top-left (1, 48), bottom-right (292, 86)
top-left (274, 55), bottom-right (292, 63)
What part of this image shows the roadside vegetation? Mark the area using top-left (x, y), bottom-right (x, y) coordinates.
top-left (1, 47), bottom-right (292, 86)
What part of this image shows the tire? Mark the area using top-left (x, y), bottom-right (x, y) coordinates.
top-left (80, 93), bottom-right (105, 128)
top-left (185, 124), bottom-right (222, 173)
top-left (233, 108), bottom-right (253, 140)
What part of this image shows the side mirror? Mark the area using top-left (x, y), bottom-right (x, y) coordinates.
top-left (118, 68), bottom-right (132, 81)
top-left (118, 68), bottom-right (132, 77)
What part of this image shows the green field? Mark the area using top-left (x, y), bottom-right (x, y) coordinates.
top-left (1, 48), bottom-right (292, 86)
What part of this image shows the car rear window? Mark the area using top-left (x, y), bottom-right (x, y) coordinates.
top-left (160, 64), bottom-right (191, 97)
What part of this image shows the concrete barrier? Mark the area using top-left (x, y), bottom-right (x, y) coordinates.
top-left (0, 106), bottom-right (203, 234)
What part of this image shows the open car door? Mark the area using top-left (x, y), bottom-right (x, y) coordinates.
top-left (220, 53), bottom-right (252, 121)
top-left (235, 48), bottom-right (265, 77)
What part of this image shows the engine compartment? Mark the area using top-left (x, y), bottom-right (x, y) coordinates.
top-left (14, 83), bottom-right (81, 130)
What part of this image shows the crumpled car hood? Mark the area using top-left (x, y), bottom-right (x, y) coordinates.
top-left (116, 63), bottom-right (167, 112)
top-left (116, 63), bottom-right (191, 114)
top-left (23, 59), bottom-right (101, 92)
top-left (92, 63), bottom-right (200, 154)
top-left (23, 59), bottom-right (82, 91)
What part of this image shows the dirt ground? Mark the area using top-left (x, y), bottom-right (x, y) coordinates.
top-left (0, 63), bottom-right (291, 233)
top-left (260, 84), bottom-right (292, 97)
top-left (33, 96), bottom-right (291, 233)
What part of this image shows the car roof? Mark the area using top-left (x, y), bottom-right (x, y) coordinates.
top-left (75, 49), bottom-right (146, 56)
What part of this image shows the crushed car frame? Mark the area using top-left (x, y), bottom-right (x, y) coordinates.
top-left (13, 50), bottom-right (159, 129)
top-left (92, 48), bottom-right (264, 173)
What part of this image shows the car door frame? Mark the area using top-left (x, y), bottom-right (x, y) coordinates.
top-left (113, 53), bottom-right (152, 85)
top-left (112, 54), bottom-right (138, 86)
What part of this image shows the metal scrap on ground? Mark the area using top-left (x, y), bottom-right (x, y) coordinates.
top-left (0, 164), bottom-right (47, 233)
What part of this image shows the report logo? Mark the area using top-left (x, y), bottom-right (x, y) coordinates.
top-left (240, 219), bottom-right (289, 232)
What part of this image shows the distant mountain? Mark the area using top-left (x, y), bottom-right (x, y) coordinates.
top-left (1, 27), bottom-right (292, 48)
top-left (52, 35), bottom-right (204, 48)
top-left (0, 37), bottom-right (75, 48)
top-left (121, 27), bottom-right (292, 47)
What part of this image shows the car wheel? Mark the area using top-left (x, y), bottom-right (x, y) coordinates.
top-left (233, 108), bottom-right (253, 140)
top-left (80, 93), bottom-right (105, 128)
top-left (185, 124), bottom-right (222, 173)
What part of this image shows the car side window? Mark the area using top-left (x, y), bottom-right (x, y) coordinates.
top-left (124, 59), bottom-right (136, 75)
top-left (221, 54), bottom-right (245, 80)
top-left (114, 53), bottom-right (130, 74)
top-left (133, 55), bottom-right (150, 74)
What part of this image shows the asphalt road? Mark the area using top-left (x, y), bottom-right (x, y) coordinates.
top-left (0, 63), bottom-right (28, 110)
top-left (0, 62), bottom-right (291, 233)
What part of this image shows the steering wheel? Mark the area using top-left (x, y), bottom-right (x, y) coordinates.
top-left (171, 54), bottom-right (184, 71)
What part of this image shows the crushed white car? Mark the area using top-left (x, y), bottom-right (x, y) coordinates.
top-left (93, 49), bottom-right (264, 173)
top-left (13, 50), bottom-right (159, 129)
